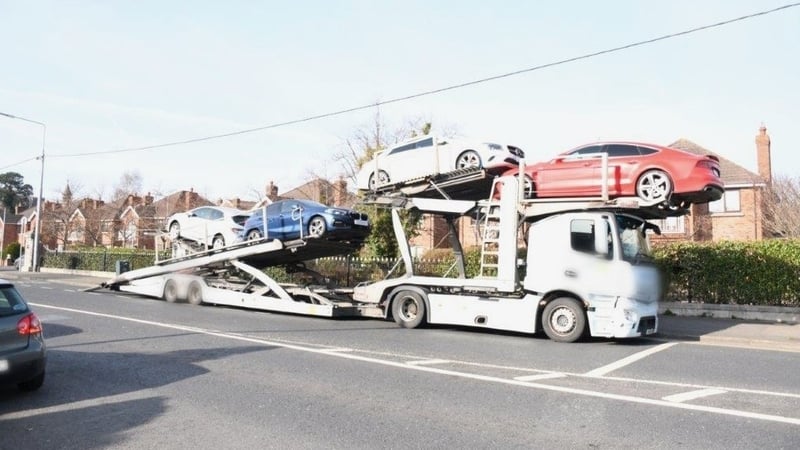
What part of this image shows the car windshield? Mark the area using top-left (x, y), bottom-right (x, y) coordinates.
top-left (616, 215), bottom-right (653, 263)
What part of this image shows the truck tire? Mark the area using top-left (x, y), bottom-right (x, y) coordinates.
top-left (391, 290), bottom-right (427, 329)
top-left (542, 297), bottom-right (586, 343)
top-left (187, 282), bottom-right (203, 306)
top-left (163, 279), bottom-right (179, 303)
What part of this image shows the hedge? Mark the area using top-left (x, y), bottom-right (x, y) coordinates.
top-left (653, 239), bottom-right (800, 306)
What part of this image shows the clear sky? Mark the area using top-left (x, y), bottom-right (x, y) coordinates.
top-left (1, 1), bottom-right (798, 204)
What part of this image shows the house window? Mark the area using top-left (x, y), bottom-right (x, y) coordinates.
top-left (709, 190), bottom-right (741, 213)
top-left (651, 216), bottom-right (685, 234)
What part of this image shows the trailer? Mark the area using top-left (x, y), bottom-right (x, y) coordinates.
top-left (100, 166), bottom-right (688, 342)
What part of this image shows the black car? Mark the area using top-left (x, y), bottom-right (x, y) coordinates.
top-left (0, 279), bottom-right (46, 391)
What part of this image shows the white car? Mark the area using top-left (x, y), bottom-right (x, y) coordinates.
top-left (355, 135), bottom-right (524, 191)
top-left (166, 206), bottom-right (249, 249)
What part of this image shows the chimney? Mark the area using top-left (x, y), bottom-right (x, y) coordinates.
top-left (234, 197), bottom-right (241, 209)
top-left (756, 124), bottom-right (772, 184)
top-left (266, 181), bottom-right (278, 201)
top-left (334, 176), bottom-right (347, 207)
top-left (144, 192), bottom-right (154, 205)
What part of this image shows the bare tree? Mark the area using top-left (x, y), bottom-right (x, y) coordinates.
top-left (112, 170), bottom-right (143, 203)
top-left (762, 174), bottom-right (800, 238)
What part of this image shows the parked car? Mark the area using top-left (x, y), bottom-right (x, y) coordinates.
top-left (240, 199), bottom-right (370, 242)
top-left (501, 142), bottom-right (723, 205)
top-left (166, 206), bottom-right (249, 249)
top-left (355, 135), bottom-right (524, 191)
top-left (0, 279), bottom-right (46, 391)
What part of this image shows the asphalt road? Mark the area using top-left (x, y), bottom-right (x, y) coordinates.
top-left (1, 279), bottom-right (798, 449)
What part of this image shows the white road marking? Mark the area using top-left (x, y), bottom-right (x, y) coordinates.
top-left (663, 388), bottom-right (728, 403)
top-left (584, 342), bottom-right (677, 377)
top-left (514, 373), bottom-right (566, 381)
top-left (0, 391), bottom-right (151, 420)
top-left (318, 347), bottom-right (354, 353)
top-left (406, 359), bottom-right (451, 366)
top-left (29, 303), bottom-right (800, 426)
top-left (40, 286), bottom-right (54, 290)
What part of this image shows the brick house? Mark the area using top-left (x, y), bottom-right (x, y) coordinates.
top-left (0, 208), bottom-right (22, 263)
top-left (651, 126), bottom-right (771, 243)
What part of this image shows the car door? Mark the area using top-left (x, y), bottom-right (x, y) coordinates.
top-left (379, 137), bottom-right (436, 182)
top-left (278, 201), bottom-right (305, 239)
top-left (600, 144), bottom-right (644, 196)
top-left (260, 203), bottom-right (281, 239)
top-left (184, 207), bottom-right (212, 243)
top-left (536, 145), bottom-right (604, 196)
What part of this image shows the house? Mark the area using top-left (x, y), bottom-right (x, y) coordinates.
top-left (651, 125), bottom-right (772, 243)
top-left (0, 208), bottom-right (22, 263)
top-left (117, 190), bottom-right (212, 249)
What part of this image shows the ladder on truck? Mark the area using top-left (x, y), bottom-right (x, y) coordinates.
top-left (479, 201), bottom-right (502, 277)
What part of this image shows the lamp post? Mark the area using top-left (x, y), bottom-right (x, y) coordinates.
top-left (0, 112), bottom-right (46, 272)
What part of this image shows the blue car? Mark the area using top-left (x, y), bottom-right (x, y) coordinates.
top-left (241, 199), bottom-right (370, 242)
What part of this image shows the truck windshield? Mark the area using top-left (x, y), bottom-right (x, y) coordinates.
top-left (615, 215), bottom-right (653, 263)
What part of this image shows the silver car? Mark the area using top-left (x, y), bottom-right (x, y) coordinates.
top-left (166, 206), bottom-right (249, 249)
top-left (0, 279), bottom-right (46, 391)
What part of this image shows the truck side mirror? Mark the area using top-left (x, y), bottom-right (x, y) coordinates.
top-left (594, 219), bottom-right (609, 256)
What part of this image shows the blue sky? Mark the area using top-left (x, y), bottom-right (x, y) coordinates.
top-left (1, 1), bottom-right (798, 203)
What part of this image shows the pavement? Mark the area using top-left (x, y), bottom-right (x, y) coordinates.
top-left (2, 267), bottom-right (799, 352)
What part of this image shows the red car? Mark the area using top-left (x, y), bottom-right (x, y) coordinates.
top-left (501, 142), bottom-right (723, 205)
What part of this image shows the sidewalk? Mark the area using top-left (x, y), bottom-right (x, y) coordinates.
top-left (2, 267), bottom-right (799, 352)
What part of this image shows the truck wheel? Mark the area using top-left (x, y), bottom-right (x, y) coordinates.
top-left (542, 297), bottom-right (586, 343)
top-left (187, 282), bottom-right (203, 306)
top-left (163, 280), bottom-right (179, 303)
top-left (392, 290), bottom-right (427, 329)
top-left (18, 371), bottom-right (45, 392)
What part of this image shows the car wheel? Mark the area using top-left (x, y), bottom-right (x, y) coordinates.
top-left (308, 216), bottom-right (327, 238)
top-left (542, 297), bottom-right (586, 343)
top-left (168, 221), bottom-right (181, 240)
top-left (246, 229), bottom-right (263, 241)
top-left (636, 170), bottom-right (672, 202)
top-left (18, 371), bottom-right (45, 392)
top-left (522, 175), bottom-right (535, 199)
top-left (456, 150), bottom-right (482, 170)
top-left (368, 171), bottom-right (390, 190)
top-left (211, 235), bottom-right (225, 249)
top-left (392, 290), bottom-right (427, 328)
top-left (163, 279), bottom-right (179, 303)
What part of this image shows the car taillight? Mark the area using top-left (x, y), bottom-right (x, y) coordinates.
top-left (18, 313), bottom-right (43, 336)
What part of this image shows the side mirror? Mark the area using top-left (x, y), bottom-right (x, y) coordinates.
top-left (594, 219), bottom-right (609, 255)
top-left (645, 222), bottom-right (662, 235)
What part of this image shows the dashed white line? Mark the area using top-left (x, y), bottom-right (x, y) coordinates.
top-left (29, 303), bottom-right (800, 426)
top-left (663, 388), bottom-right (728, 403)
top-left (406, 358), bottom-right (451, 366)
top-left (514, 373), bottom-right (566, 381)
top-left (584, 342), bottom-right (677, 377)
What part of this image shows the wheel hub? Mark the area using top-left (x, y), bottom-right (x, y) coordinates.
top-left (550, 307), bottom-right (576, 334)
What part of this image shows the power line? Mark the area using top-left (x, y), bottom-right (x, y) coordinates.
top-left (49, 2), bottom-right (800, 159)
top-left (0, 157), bottom-right (38, 171)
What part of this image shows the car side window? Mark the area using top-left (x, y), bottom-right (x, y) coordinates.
top-left (603, 144), bottom-right (640, 157)
top-left (209, 209), bottom-right (223, 221)
top-left (565, 145), bottom-right (603, 159)
top-left (281, 202), bottom-right (301, 214)
top-left (265, 204), bottom-right (280, 216)
top-left (194, 208), bottom-right (210, 219)
top-left (637, 146), bottom-right (658, 155)
top-left (388, 142), bottom-right (417, 155)
top-left (415, 137), bottom-right (434, 149)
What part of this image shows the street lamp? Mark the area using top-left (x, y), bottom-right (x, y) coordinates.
top-left (0, 112), bottom-right (46, 272)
